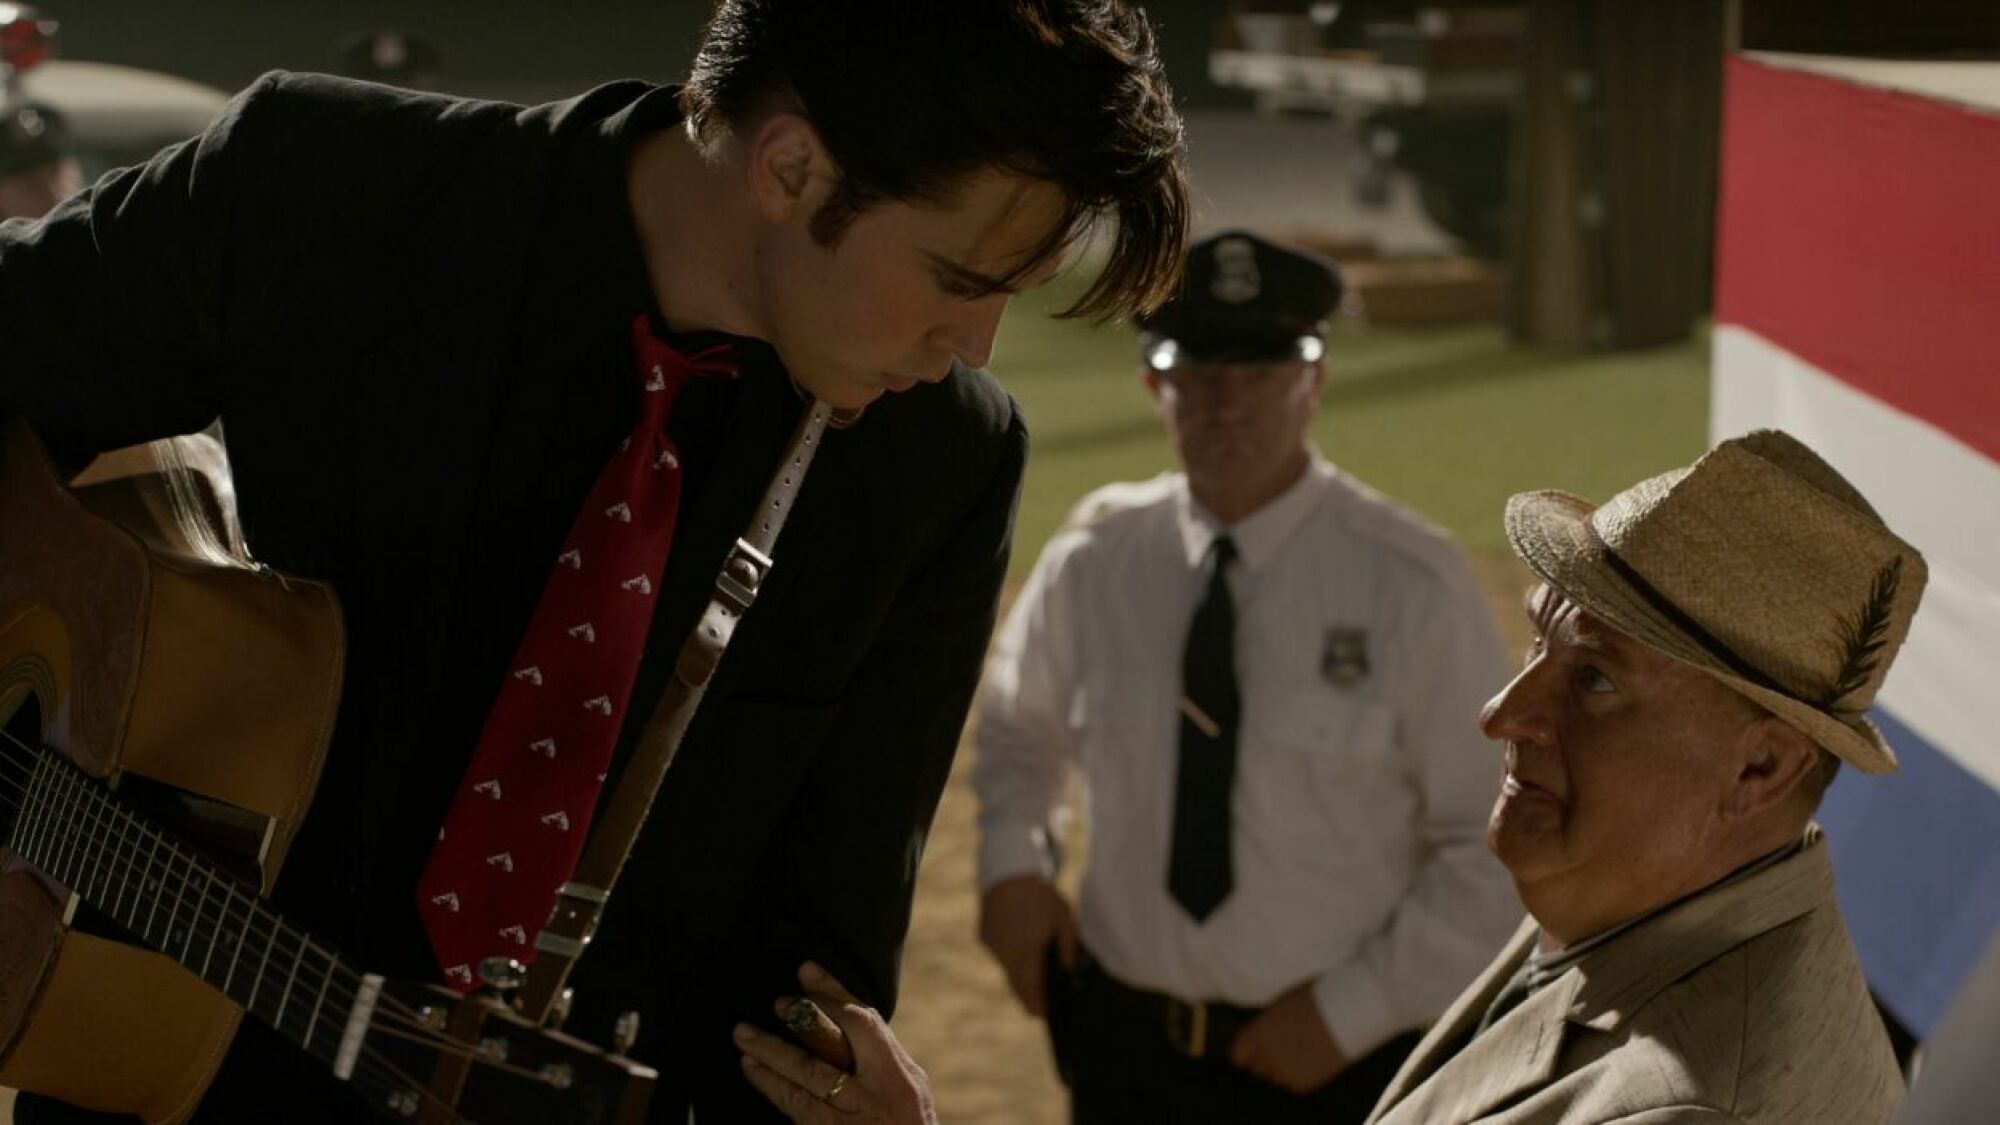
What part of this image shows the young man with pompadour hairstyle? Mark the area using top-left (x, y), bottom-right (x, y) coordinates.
top-left (0, 1), bottom-right (1189, 1120)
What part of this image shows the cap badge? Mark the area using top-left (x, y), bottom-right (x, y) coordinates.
top-left (1210, 237), bottom-right (1262, 305)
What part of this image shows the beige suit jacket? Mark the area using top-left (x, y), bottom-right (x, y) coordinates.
top-left (1366, 833), bottom-right (1904, 1124)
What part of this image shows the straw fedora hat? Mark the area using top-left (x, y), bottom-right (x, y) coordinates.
top-left (1504, 429), bottom-right (1926, 774)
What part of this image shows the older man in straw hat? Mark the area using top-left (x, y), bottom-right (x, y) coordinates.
top-left (1366, 429), bottom-right (1923, 1125)
top-left (733, 430), bottom-right (1920, 1124)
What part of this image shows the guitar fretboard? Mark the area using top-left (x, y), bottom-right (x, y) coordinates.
top-left (5, 744), bottom-right (363, 1070)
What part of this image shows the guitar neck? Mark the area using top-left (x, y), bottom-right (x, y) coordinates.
top-left (3, 742), bottom-right (653, 1123)
top-left (8, 744), bottom-right (372, 1078)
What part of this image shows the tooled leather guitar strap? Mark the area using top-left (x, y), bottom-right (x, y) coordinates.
top-left (516, 397), bottom-right (842, 1024)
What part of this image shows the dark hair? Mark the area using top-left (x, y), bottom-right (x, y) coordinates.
top-left (682, 0), bottom-right (1190, 322)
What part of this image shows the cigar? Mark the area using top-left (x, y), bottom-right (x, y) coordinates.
top-left (780, 996), bottom-right (855, 1071)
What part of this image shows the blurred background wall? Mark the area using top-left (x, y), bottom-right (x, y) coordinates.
top-left (8, 3), bottom-right (1998, 1119)
top-left (29, 0), bottom-right (1254, 107)
top-left (34, 0), bottom-right (704, 104)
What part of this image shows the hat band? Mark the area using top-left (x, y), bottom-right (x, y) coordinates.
top-left (1583, 523), bottom-right (1802, 705)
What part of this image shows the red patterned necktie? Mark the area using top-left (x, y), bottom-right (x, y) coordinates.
top-left (414, 315), bottom-right (735, 989)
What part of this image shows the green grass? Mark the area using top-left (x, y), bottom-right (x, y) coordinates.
top-left (989, 281), bottom-right (1712, 575)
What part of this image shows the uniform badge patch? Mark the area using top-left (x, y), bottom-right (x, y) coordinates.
top-left (1209, 236), bottom-right (1262, 304)
top-left (1321, 628), bottom-right (1370, 686)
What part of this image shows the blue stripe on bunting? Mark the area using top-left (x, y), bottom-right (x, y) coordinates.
top-left (1820, 709), bottom-right (2000, 1038)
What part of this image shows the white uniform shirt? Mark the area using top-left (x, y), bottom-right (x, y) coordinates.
top-left (973, 457), bottom-right (1521, 1057)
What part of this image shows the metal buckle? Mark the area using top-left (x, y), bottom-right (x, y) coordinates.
top-left (1165, 997), bottom-right (1208, 1058)
top-left (715, 537), bottom-right (773, 612)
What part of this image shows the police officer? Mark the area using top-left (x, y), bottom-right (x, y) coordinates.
top-left (972, 230), bottom-right (1521, 1123)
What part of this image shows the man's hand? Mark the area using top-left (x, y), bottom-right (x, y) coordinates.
top-left (977, 875), bottom-right (1077, 1017)
top-left (1228, 982), bottom-right (1348, 1095)
top-left (737, 963), bottom-right (938, 1125)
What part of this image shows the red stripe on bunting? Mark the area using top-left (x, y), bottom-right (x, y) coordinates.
top-left (1714, 57), bottom-right (2000, 463)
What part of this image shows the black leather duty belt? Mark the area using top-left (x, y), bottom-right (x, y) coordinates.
top-left (1077, 957), bottom-right (1263, 1062)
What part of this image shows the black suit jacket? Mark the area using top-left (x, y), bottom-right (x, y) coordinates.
top-left (0, 72), bottom-right (1025, 1122)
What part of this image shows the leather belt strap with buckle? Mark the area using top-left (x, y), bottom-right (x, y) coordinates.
top-left (1080, 958), bottom-right (1261, 1062)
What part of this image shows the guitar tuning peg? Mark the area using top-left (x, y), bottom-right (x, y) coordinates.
top-left (477, 956), bottom-right (527, 993)
top-left (547, 986), bottom-right (574, 1029)
top-left (612, 1010), bottom-right (641, 1054)
top-left (414, 1002), bottom-right (448, 1031)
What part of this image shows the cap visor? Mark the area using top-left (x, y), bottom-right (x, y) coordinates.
top-left (1146, 335), bottom-right (1321, 369)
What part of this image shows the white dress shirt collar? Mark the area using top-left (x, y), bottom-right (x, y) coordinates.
top-left (1175, 451), bottom-right (1332, 574)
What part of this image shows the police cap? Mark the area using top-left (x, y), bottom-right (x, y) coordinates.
top-left (1137, 229), bottom-right (1343, 370)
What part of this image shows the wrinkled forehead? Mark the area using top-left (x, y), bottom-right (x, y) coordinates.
top-left (1525, 582), bottom-right (1758, 712)
top-left (1526, 583), bottom-right (1639, 662)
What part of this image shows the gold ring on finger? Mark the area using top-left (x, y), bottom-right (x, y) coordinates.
top-left (825, 1071), bottom-right (849, 1102)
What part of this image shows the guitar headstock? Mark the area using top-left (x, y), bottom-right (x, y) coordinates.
top-left (346, 976), bottom-right (654, 1124)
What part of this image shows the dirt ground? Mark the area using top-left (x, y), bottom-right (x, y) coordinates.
top-left (891, 551), bottom-right (1537, 1123)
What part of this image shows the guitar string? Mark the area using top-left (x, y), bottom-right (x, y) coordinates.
top-left (349, 1038), bottom-right (478, 1125)
top-left (0, 740), bottom-right (383, 1045)
top-left (0, 743), bottom-right (578, 1094)
top-left (364, 1017), bottom-right (591, 1093)
top-left (0, 739), bottom-right (615, 1095)
top-left (0, 736), bottom-right (582, 1089)
top-left (0, 744), bottom-right (473, 1052)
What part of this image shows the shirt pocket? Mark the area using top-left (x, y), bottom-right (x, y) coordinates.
top-left (1246, 686), bottom-right (1405, 860)
top-left (1253, 683), bottom-right (1398, 780)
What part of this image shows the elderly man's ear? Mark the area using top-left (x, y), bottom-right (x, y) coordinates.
top-left (1723, 716), bottom-right (1821, 820)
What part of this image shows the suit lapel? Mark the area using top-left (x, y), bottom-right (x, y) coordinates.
top-left (1371, 917), bottom-right (1536, 1122)
top-left (1435, 969), bottom-right (1583, 1124)
top-left (1376, 934), bottom-right (1582, 1125)
top-left (1371, 833), bottom-right (1837, 1124)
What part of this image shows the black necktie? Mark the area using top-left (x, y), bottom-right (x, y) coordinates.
top-left (1169, 535), bottom-right (1239, 922)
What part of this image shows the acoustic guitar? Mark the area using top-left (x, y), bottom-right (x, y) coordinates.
top-left (0, 420), bottom-right (653, 1123)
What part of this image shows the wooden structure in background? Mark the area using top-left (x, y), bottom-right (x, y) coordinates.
top-left (1508, 0), bottom-right (1725, 349)
top-left (1509, 0), bottom-right (2000, 350)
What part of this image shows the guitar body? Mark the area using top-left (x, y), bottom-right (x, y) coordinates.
top-left (0, 420), bottom-right (345, 1122)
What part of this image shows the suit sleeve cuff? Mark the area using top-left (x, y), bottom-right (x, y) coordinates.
top-left (1312, 961), bottom-right (1403, 1061)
